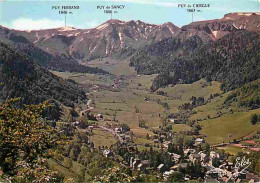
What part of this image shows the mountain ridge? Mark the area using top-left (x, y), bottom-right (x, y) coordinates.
top-left (1, 12), bottom-right (259, 64)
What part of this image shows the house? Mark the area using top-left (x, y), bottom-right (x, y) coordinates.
top-left (206, 168), bottom-right (226, 179)
top-left (103, 150), bottom-right (113, 158)
top-left (169, 118), bottom-right (179, 123)
top-left (184, 149), bottom-right (196, 156)
top-left (163, 170), bottom-right (175, 180)
top-left (73, 121), bottom-right (80, 126)
top-left (199, 151), bottom-right (208, 163)
top-left (95, 114), bottom-right (103, 121)
top-left (130, 157), bottom-right (134, 168)
top-left (195, 138), bottom-right (205, 146)
top-left (137, 163), bottom-right (144, 171)
top-left (170, 165), bottom-right (179, 171)
top-left (168, 153), bottom-right (181, 163)
top-left (136, 160), bottom-right (149, 172)
top-left (210, 151), bottom-right (220, 159)
top-left (137, 163), bottom-right (147, 172)
top-left (88, 126), bottom-right (94, 130)
top-left (154, 139), bottom-right (159, 143)
top-left (157, 164), bottom-right (167, 172)
top-left (133, 159), bottom-right (141, 170)
top-left (119, 134), bottom-right (125, 138)
top-left (115, 128), bottom-right (121, 133)
top-left (160, 135), bottom-right (166, 139)
top-left (189, 153), bottom-right (201, 163)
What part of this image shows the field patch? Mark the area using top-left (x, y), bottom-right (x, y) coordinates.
top-left (199, 108), bottom-right (260, 145)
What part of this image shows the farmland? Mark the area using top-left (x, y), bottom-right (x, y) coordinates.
top-left (52, 58), bottom-right (260, 150)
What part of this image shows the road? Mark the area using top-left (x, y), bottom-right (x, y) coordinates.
top-left (99, 125), bottom-right (124, 144)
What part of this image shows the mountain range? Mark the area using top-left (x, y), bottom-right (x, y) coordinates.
top-left (0, 12), bottom-right (259, 119)
top-left (2, 12), bottom-right (259, 63)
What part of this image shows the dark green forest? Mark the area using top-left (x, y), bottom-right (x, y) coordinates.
top-left (130, 30), bottom-right (260, 96)
top-left (0, 43), bottom-right (86, 119)
top-left (225, 79), bottom-right (260, 109)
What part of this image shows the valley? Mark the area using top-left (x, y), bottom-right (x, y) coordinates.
top-left (0, 11), bottom-right (259, 182)
top-left (53, 58), bottom-right (260, 148)
top-left (46, 56), bottom-right (260, 182)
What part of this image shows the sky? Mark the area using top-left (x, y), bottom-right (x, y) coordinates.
top-left (0, 0), bottom-right (259, 30)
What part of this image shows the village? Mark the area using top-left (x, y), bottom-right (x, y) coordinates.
top-left (69, 109), bottom-right (260, 183)
top-left (51, 68), bottom-right (260, 182)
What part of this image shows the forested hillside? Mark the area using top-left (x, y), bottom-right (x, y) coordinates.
top-left (0, 26), bottom-right (108, 74)
top-left (130, 35), bottom-right (204, 74)
top-left (225, 79), bottom-right (260, 109)
top-left (131, 30), bottom-right (260, 93)
top-left (11, 42), bottom-right (108, 74)
top-left (0, 43), bottom-right (86, 116)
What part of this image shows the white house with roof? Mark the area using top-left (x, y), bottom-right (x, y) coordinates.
top-left (210, 151), bottom-right (220, 159)
top-left (168, 152), bottom-right (181, 163)
top-left (103, 149), bottom-right (113, 158)
top-left (195, 138), bottom-right (205, 146)
top-left (163, 170), bottom-right (175, 180)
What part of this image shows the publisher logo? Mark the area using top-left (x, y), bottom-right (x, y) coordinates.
top-left (235, 156), bottom-right (251, 173)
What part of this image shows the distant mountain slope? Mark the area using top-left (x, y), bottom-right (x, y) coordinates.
top-left (130, 35), bottom-right (204, 74)
top-left (0, 42), bottom-right (86, 108)
top-left (2, 12), bottom-right (259, 62)
top-left (14, 20), bottom-right (181, 60)
top-left (150, 30), bottom-right (260, 92)
top-left (0, 25), bottom-right (108, 74)
top-left (181, 12), bottom-right (260, 41)
top-left (225, 79), bottom-right (260, 109)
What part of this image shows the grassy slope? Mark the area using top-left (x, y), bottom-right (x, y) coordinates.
top-left (83, 58), bottom-right (136, 76)
top-left (89, 129), bottom-right (117, 148)
top-left (199, 108), bottom-right (260, 145)
top-left (217, 145), bottom-right (251, 155)
top-left (172, 124), bottom-right (192, 133)
top-left (51, 71), bottom-right (114, 86)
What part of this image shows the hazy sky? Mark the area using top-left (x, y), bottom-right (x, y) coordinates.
top-left (0, 0), bottom-right (259, 30)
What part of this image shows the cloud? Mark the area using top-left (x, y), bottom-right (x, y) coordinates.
top-left (7, 18), bottom-right (64, 30)
top-left (4, 17), bottom-right (102, 30)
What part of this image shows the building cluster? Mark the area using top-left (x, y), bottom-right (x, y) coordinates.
top-left (99, 129), bottom-right (259, 183)
top-left (95, 122), bottom-right (260, 182)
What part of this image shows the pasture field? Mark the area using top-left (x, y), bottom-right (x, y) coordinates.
top-left (52, 59), bottom-right (259, 150)
top-left (199, 108), bottom-right (260, 145)
top-left (83, 58), bottom-right (136, 76)
top-left (217, 145), bottom-right (251, 155)
top-left (51, 71), bottom-right (114, 86)
top-left (172, 124), bottom-right (192, 133)
top-left (89, 129), bottom-right (117, 148)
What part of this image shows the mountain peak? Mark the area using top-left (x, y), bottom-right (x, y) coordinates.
top-left (95, 19), bottom-right (125, 30)
top-left (223, 12), bottom-right (260, 20)
top-left (58, 26), bottom-right (77, 31)
top-left (104, 19), bottom-right (125, 24)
